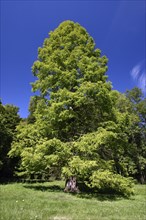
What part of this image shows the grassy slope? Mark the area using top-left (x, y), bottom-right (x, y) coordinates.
top-left (0, 181), bottom-right (145, 220)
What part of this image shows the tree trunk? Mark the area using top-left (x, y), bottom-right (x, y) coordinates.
top-left (64, 176), bottom-right (79, 193)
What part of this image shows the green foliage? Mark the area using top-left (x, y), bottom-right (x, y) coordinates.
top-left (125, 88), bottom-right (146, 183)
top-left (9, 122), bottom-right (40, 158)
top-left (109, 89), bottom-right (146, 182)
top-left (31, 21), bottom-right (109, 96)
top-left (62, 156), bottom-right (98, 180)
top-left (126, 87), bottom-right (144, 104)
top-left (62, 127), bottom-right (134, 197)
top-left (31, 20), bottom-right (112, 141)
top-left (0, 103), bottom-right (21, 178)
top-left (27, 96), bottom-right (43, 124)
top-left (9, 122), bottom-right (71, 179)
top-left (89, 170), bottom-right (134, 197)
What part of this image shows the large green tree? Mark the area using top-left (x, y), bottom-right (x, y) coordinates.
top-left (31, 20), bottom-right (113, 141)
top-left (9, 21), bottom-right (143, 196)
top-left (9, 20), bottom-right (113, 178)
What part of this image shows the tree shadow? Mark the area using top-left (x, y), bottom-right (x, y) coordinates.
top-left (23, 182), bottom-right (133, 201)
top-left (74, 191), bottom-right (125, 201)
top-left (23, 184), bottom-right (64, 193)
top-left (72, 183), bottom-right (132, 201)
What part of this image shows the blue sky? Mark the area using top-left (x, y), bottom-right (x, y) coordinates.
top-left (1, 0), bottom-right (146, 118)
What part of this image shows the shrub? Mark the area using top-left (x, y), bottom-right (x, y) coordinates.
top-left (88, 170), bottom-right (134, 197)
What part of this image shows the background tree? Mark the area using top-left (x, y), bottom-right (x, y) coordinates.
top-left (0, 102), bottom-right (21, 179)
top-left (125, 88), bottom-right (146, 183)
top-left (109, 88), bottom-right (146, 183)
top-left (27, 96), bottom-right (43, 124)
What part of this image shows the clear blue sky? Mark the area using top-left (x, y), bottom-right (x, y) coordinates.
top-left (1, 0), bottom-right (146, 118)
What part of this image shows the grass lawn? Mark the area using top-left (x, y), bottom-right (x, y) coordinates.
top-left (0, 181), bottom-right (145, 220)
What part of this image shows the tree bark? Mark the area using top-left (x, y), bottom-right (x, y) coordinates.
top-left (64, 176), bottom-right (79, 193)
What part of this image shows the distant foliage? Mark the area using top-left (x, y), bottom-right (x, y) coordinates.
top-left (0, 102), bottom-right (21, 179)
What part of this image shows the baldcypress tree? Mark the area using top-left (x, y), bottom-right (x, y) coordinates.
top-left (9, 22), bottom-right (135, 195)
top-left (31, 20), bottom-right (113, 141)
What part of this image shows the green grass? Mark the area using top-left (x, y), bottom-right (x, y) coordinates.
top-left (0, 181), bottom-right (145, 220)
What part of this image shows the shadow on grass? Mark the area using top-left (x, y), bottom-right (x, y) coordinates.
top-left (21, 179), bottom-right (134, 201)
top-left (75, 191), bottom-right (125, 201)
top-left (23, 183), bottom-right (127, 201)
top-left (23, 184), bottom-right (64, 193)
top-left (73, 183), bottom-right (131, 201)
